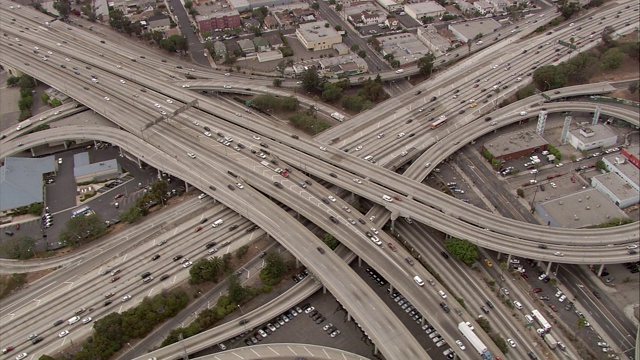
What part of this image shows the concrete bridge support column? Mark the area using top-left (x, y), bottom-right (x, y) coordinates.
top-left (389, 284), bottom-right (394, 294)
top-left (597, 264), bottom-right (605, 277)
top-left (119, 146), bottom-right (124, 157)
top-left (546, 262), bottom-right (553, 275)
top-left (506, 254), bottom-right (512, 264)
top-left (358, 256), bottom-right (362, 267)
top-left (295, 259), bottom-right (300, 268)
top-left (373, 344), bottom-right (378, 355)
top-left (136, 156), bottom-right (142, 168)
top-left (184, 181), bottom-right (189, 192)
top-left (346, 312), bottom-right (351, 322)
top-left (323, 285), bottom-right (327, 294)
top-left (63, 141), bottom-right (69, 149)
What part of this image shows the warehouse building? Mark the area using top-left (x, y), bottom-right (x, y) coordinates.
top-left (482, 130), bottom-right (548, 161)
top-left (566, 124), bottom-right (618, 151)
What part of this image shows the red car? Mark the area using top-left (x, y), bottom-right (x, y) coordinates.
top-left (393, 195), bottom-right (402, 201)
top-left (114, 193), bottom-right (124, 200)
top-left (110, 276), bottom-right (120, 283)
top-left (1, 346), bottom-right (14, 354)
top-left (533, 287), bottom-right (543, 293)
top-left (520, 273), bottom-right (529, 280)
top-left (388, 243), bottom-right (397, 252)
top-left (548, 304), bottom-right (558, 312)
top-left (570, 177), bottom-right (576, 183)
top-left (553, 57), bottom-right (559, 62)
top-left (195, 226), bottom-right (202, 232)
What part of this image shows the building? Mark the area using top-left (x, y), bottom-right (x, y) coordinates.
top-left (591, 173), bottom-right (639, 209)
top-left (482, 130), bottom-right (548, 161)
top-left (535, 189), bottom-right (628, 228)
top-left (73, 153), bottom-right (122, 184)
top-left (263, 15), bottom-right (279, 30)
top-left (228, 0), bottom-right (251, 12)
top-left (147, 14), bottom-right (171, 32)
top-left (318, 55), bottom-right (369, 77)
top-left (196, 10), bottom-right (242, 33)
top-left (602, 153), bottom-right (640, 193)
top-left (448, 18), bottom-right (501, 43)
top-left (474, 0), bottom-right (494, 15)
top-left (334, 42), bottom-right (350, 55)
top-left (620, 145), bottom-right (639, 169)
top-left (296, 21), bottom-right (343, 51)
top-left (456, 0), bottom-right (476, 15)
top-left (263, 32), bottom-right (284, 49)
top-left (253, 37), bottom-right (271, 52)
top-left (344, 2), bottom-right (386, 24)
top-left (375, 0), bottom-right (402, 11)
top-left (404, 2), bottom-right (447, 22)
top-left (257, 50), bottom-right (283, 62)
top-left (0, 156), bottom-right (56, 212)
top-left (213, 41), bottom-right (227, 58)
top-left (384, 18), bottom-right (400, 29)
top-left (376, 33), bottom-right (431, 66)
top-left (417, 25), bottom-right (451, 54)
top-left (237, 38), bottom-right (256, 53)
top-left (566, 124), bottom-right (618, 151)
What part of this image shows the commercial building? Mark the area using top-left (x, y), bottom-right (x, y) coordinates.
top-left (591, 172), bottom-right (639, 209)
top-left (375, 0), bottom-right (402, 12)
top-left (256, 50), bottom-right (283, 62)
top-left (73, 153), bottom-right (121, 184)
top-left (417, 25), bottom-right (451, 54)
top-left (535, 189), bottom-right (628, 228)
top-left (448, 18), bottom-right (501, 43)
top-left (196, 10), bottom-right (242, 33)
top-left (404, 1), bottom-right (447, 22)
top-left (0, 156), bottom-right (56, 212)
top-left (620, 145), bottom-right (639, 169)
top-left (377, 33), bottom-right (431, 66)
top-left (602, 153), bottom-right (640, 193)
top-left (318, 55), bottom-right (369, 77)
top-left (474, 0), bottom-right (494, 15)
top-left (566, 124), bottom-right (618, 151)
top-left (296, 21), bottom-right (343, 51)
top-left (482, 130), bottom-right (549, 161)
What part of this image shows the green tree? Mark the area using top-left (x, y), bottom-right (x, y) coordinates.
top-left (517, 188), bottom-right (525, 198)
top-left (226, 273), bottom-right (248, 304)
top-left (577, 316), bottom-right (588, 328)
top-left (40, 93), bottom-right (50, 103)
top-left (417, 53), bottom-right (436, 76)
top-left (321, 82), bottom-right (343, 101)
top-left (59, 213), bottom-right (107, 247)
top-left (311, 1), bottom-right (319, 9)
top-left (236, 245), bottom-right (249, 259)
top-left (6, 76), bottom-right (20, 87)
top-left (0, 236), bottom-right (36, 259)
top-left (273, 78), bottom-right (282, 87)
top-left (559, 0), bottom-right (580, 19)
top-left (119, 205), bottom-right (144, 223)
top-left (323, 233), bottom-right (339, 249)
top-left (358, 77), bottom-right (385, 102)
top-left (335, 4), bottom-right (342, 11)
top-left (444, 238), bottom-right (478, 265)
top-left (53, 0), bottom-right (71, 19)
top-left (533, 65), bottom-right (566, 90)
top-left (260, 252), bottom-right (292, 285)
top-left (594, 159), bottom-right (606, 171)
top-left (600, 48), bottom-right (624, 70)
top-left (301, 67), bottom-right (321, 92)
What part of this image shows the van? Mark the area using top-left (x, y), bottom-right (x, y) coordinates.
top-left (413, 276), bottom-right (424, 286)
top-left (68, 316), bottom-right (80, 324)
top-left (141, 271), bottom-right (151, 279)
top-left (211, 219), bottom-right (223, 228)
top-left (525, 314), bottom-right (534, 323)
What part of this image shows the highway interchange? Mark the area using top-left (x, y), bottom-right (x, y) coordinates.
top-left (0, 0), bottom-right (639, 359)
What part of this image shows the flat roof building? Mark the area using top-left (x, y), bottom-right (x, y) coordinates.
top-left (591, 172), bottom-right (639, 209)
top-left (417, 25), bottom-right (451, 54)
top-left (73, 153), bottom-right (121, 184)
top-left (375, 0), bottom-right (402, 11)
top-left (620, 145), bottom-right (639, 169)
top-left (567, 124), bottom-right (618, 151)
top-left (0, 156), bottom-right (56, 212)
top-left (535, 189), bottom-right (628, 228)
top-left (482, 130), bottom-right (548, 161)
top-left (377, 33), bottom-right (431, 66)
top-left (602, 153), bottom-right (640, 193)
top-left (448, 18), bottom-right (501, 43)
top-left (296, 21), bottom-right (343, 51)
top-left (404, 2), bottom-right (447, 22)
top-left (196, 10), bottom-right (242, 33)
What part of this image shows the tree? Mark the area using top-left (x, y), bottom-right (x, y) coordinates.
top-left (53, 0), bottom-right (71, 19)
top-left (601, 26), bottom-right (615, 46)
top-left (59, 213), bottom-right (107, 247)
top-left (559, 0), bottom-right (580, 19)
top-left (236, 245), bottom-right (249, 259)
top-left (533, 65), bottom-right (566, 90)
top-left (321, 82), bottom-right (343, 101)
top-left (577, 316), bottom-right (588, 328)
top-left (301, 67), bottom-right (321, 92)
top-left (357, 50), bottom-right (366, 58)
top-left (444, 238), bottom-right (478, 265)
top-left (273, 78), bottom-right (282, 87)
top-left (595, 159), bottom-right (606, 171)
top-left (350, 44), bottom-right (360, 52)
top-left (600, 48), bottom-right (624, 70)
top-left (260, 252), bottom-right (292, 285)
top-left (0, 236), bottom-right (36, 259)
top-left (417, 53), bottom-right (436, 76)
top-left (311, 1), bottom-right (319, 10)
top-left (335, 3), bottom-right (342, 11)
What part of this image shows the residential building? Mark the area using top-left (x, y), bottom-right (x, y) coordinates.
top-left (448, 18), bottom-right (501, 43)
top-left (263, 33), bottom-right (284, 48)
top-left (456, 0), bottom-right (476, 15)
top-left (237, 38), bottom-right (256, 53)
top-left (296, 21), bottom-right (343, 51)
top-left (257, 50), bottom-right (284, 62)
top-left (263, 15), bottom-right (279, 30)
top-left (566, 124), bottom-right (618, 152)
top-left (253, 37), bottom-right (271, 52)
top-left (213, 41), bottom-right (227, 58)
top-left (404, 2), bottom-right (447, 22)
top-left (384, 18), bottom-right (400, 29)
top-left (474, 0), bottom-right (494, 14)
top-left (196, 10), bottom-right (242, 33)
top-left (147, 14), bottom-right (171, 32)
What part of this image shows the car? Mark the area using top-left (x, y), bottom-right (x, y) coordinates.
top-left (507, 338), bottom-right (516, 347)
top-left (82, 316), bottom-right (93, 324)
top-left (329, 216), bottom-right (339, 224)
top-left (441, 251), bottom-right (449, 259)
top-left (110, 276), bottom-right (120, 283)
top-left (514, 301), bottom-right (523, 309)
top-left (353, 178), bottom-right (362, 184)
top-left (440, 302), bottom-right (450, 313)
top-left (151, 254), bottom-right (160, 261)
top-left (538, 273), bottom-right (548, 281)
top-left (554, 251), bottom-right (564, 257)
top-left (533, 287), bottom-right (542, 293)
top-left (405, 257), bottom-right (414, 265)
top-left (540, 295), bottom-right (550, 301)
top-left (593, 291), bottom-right (602, 299)
top-left (330, 330), bottom-right (341, 337)
top-left (558, 295), bottom-right (567, 302)
top-left (235, 183), bottom-right (244, 189)
top-left (501, 288), bottom-right (510, 295)
top-left (388, 243), bottom-right (397, 251)
top-left (183, 261), bottom-right (193, 268)
top-left (14, 353), bottom-right (28, 360)
top-left (455, 340), bottom-right (465, 350)
top-left (484, 258), bottom-right (493, 267)
top-left (58, 330), bottom-right (70, 337)
top-left (597, 342), bottom-right (609, 348)
top-left (548, 304), bottom-right (558, 312)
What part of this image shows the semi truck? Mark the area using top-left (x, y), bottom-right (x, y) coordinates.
top-left (260, 161), bottom-right (289, 177)
top-left (544, 333), bottom-right (558, 349)
top-left (458, 322), bottom-right (493, 360)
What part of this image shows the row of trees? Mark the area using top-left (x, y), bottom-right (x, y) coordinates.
top-left (7, 74), bottom-right (35, 120)
top-left (251, 94), bottom-right (299, 113)
top-left (444, 238), bottom-right (478, 265)
top-left (288, 112), bottom-right (331, 134)
top-left (64, 289), bottom-right (189, 360)
top-left (189, 253), bottom-right (233, 284)
top-left (107, 9), bottom-right (188, 53)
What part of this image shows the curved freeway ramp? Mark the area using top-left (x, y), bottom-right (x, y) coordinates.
top-left (180, 343), bottom-right (369, 360)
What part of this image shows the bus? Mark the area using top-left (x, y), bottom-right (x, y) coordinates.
top-left (430, 115), bottom-right (447, 129)
top-left (531, 309), bottom-right (552, 331)
top-left (71, 206), bottom-right (91, 218)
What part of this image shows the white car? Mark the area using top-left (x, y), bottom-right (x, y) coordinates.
top-left (224, 73), bottom-right (230, 76)
top-left (223, 85), bottom-right (232, 89)
top-left (510, 259), bottom-right (520, 264)
top-left (550, 182), bottom-right (557, 188)
top-left (397, 132), bottom-right (405, 138)
top-left (257, 329), bottom-right (268, 338)
top-left (252, 135), bottom-right (261, 140)
top-left (501, 288), bottom-right (510, 295)
top-left (319, 146), bottom-right (327, 151)
top-left (507, 338), bottom-right (516, 347)
top-left (513, 301), bottom-right (522, 309)
top-left (183, 261), bottom-right (193, 268)
top-left (354, 146), bottom-right (362, 151)
top-left (555, 290), bottom-right (563, 298)
top-left (304, 306), bottom-right (315, 314)
top-left (327, 195), bottom-right (336, 202)
top-left (377, 133), bottom-right (384, 139)
top-left (119, 79), bottom-right (125, 84)
top-left (204, 132), bottom-right (212, 137)
top-left (182, 84), bottom-right (190, 88)
top-left (154, 103), bottom-right (161, 108)
top-left (347, 218), bottom-right (356, 225)
top-left (555, 163), bottom-right (564, 167)
top-left (538, 273), bottom-right (547, 280)
top-left (235, 183), bottom-right (244, 189)
top-left (370, 228), bottom-right (379, 235)
top-left (104, 97), bottom-right (110, 101)
top-left (353, 178), bottom-right (362, 184)
top-left (558, 295), bottom-right (567, 302)
top-left (122, 295), bottom-right (132, 302)
top-left (187, 152), bottom-right (196, 159)
top-left (15, 353), bottom-right (28, 360)
top-left (370, 236), bottom-right (382, 246)
top-left (342, 206), bottom-right (351, 213)
top-left (82, 317), bottom-right (92, 324)
top-left (455, 340), bottom-right (466, 350)
top-left (58, 158), bottom-right (63, 164)
top-left (58, 330), bottom-right (70, 337)
top-left (330, 330), bottom-right (341, 338)
top-left (519, 111), bottom-right (528, 116)
top-left (166, 99), bottom-right (173, 104)
top-left (554, 251), bottom-right (564, 257)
